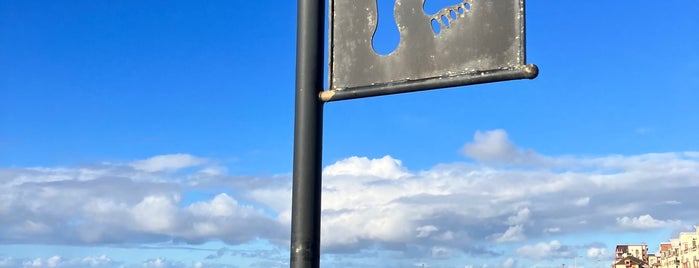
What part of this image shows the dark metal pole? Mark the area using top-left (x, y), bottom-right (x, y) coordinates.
top-left (291, 0), bottom-right (324, 267)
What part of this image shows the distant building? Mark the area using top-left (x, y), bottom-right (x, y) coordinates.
top-left (677, 228), bottom-right (698, 268)
top-left (614, 255), bottom-right (647, 268)
top-left (616, 244), bottom-right (649, 263)
top-left (654, 226), bottom-right (699, 268)
top-left (650, 254), bottom-right (661, 268)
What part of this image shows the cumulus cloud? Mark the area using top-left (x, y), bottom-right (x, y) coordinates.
top-left (575, 197), bottom-right (591, 207)
top-left (432, 246), bottom-right (458, 259)
top-left (416, 225), bottom-right (439, 238)
top-left (516, 240), bottom-right (572, 260)
top-left (132, 195), bottom-right (178, 232)
top-left (462, 130), bottom-right (518, 162)
top-left (322, 155), bottom-right (411, 179)
top-left (2, 130), bottom-right (699, 265)
top-left (543, 227), bottom-right (561, 234)
top-left (0, 158), bottom-right (284, 246)
top-left (503, 257), bottom-right (517, 268)
top-left (616, 214), bottom-right (682, 230)
top-left (131, 154), bottom-right (207, 172)
top-left (461, 130), bottom-right (548, 166)
top-left (140, 258), bottom-right (191, 268)
top-left (587, 247), bottom-right (611, 259)
top-left (507, 208), bottom-right (531, 225)
top-left (495, 225), bottom-right (526, 243)
top-left (1, 255), bottom-right (118, 268)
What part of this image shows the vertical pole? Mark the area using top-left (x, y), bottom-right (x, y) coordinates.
top-left (291, 0), bottom-right (324, 267)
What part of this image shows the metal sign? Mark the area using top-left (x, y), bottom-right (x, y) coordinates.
top-left (323, 0), bottom-right (538, 101)
top-left (291, 1), bottom-right (538, 267)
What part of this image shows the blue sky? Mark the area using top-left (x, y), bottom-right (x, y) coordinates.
top-left (1, 0), bottom-right (698, 267)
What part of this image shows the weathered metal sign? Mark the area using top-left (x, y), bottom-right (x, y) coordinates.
top-left (323, 0), bottom-right (537, 101)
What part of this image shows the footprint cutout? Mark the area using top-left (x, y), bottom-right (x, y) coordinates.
top-left (427, 0), bottom-right (471, 34)
top-left (372, 0), bottom-right (471, 55)
top-left (372, 0), bottom-right (401, 55)
top-left (423, 0), bottom-right (466, 14)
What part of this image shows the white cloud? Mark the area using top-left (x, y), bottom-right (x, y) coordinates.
top-left (431, 246), bottom-right (457, 259)
top-left (461, 130), bottom-right (548, 166)
top-left (0, 258), bottom-right (16, 268)
top-left (132, 195), bottom-right (178, 233)
top-left (507, 208), bottom-right (531, 225)
top-left (46, 256), bottom-right (61, 267)
top-left (22, 256), bottom-right (64, 267)
top-left (2, 130), bottom-right (699, 264)
top-left (141, 258), bottom-right (184, 268)
top-left (543, 227), bottom-right (561, 234)
top-left (187, 194), bottom-right (240, 218)
top-left (12, 220), bottom-right (52, 235)
top-left (495, 225), bottom-right (526, 243)
top-left (12, 255), bottom-right (117, 268)
top-left (321, 202), bottom-right (417, 248)
top-left (587, 247), bottom-right (611, 259)
top-left (503, 258), bottom-right (516, 268)
top-left (462, 129), bottom-right (518, 162)
top-left (322, 155), bottom-right (411, 179)
top-left (197, 165), bottom-right (228, 176)
top-left (517, 240), bottom-right (571, 260)
top-left (616, 214), bottom-right (682, 230)
top-left (575, 197), bottom-right (590, 206)
top-left (131, 154), bottom-right (206, 172)
top-left (416, 225), bottom-right (439, 238)
top-left (4, 145), bottom-right (698, 253)
top-left (23, 258), bottom-right (43, 267)
top-left (248, 188), bottom-right (292, 220)
top-left (0, 162), bottom-right (283, 246)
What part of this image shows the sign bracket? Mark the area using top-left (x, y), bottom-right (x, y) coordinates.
top-left (321, 64), bottom-right (538, 102)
